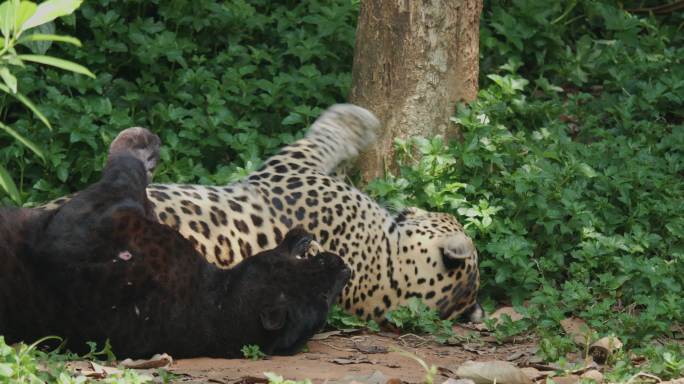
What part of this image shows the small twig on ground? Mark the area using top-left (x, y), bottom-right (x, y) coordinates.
top-left (317, 341), bottom-right (355, 352)
top-left (625, 371), bottom-right (662, 384)
top-left (398, 333), bottom-right (430, 348)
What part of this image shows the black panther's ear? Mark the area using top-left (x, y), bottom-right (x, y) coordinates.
top-left (279, 226), bottom-right (312, 258)
top-left (260, 305), bottom-right (288, 331)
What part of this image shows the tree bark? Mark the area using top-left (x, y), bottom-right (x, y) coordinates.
top-left (349, 0), bottom-right (483, 181)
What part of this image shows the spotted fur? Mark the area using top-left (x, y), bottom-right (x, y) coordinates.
top-left (43, 104), bottom-right (482, 322)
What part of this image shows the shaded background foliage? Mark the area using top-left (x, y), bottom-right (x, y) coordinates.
top-left (1, 0), bottom-right (356, 202)
top-left (1, 0), bottom-right (682, 363)
top-left (369, 0), bottom-right (683, 352)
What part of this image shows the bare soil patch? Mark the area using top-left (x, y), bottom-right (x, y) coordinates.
top-left (170, 326), bottom-right (538, 383)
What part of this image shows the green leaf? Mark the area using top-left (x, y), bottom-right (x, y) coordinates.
top-left (281, 112), bottom-right (303, 126)
top-left (11, 92), bottom-right (50, 129)
top-left (0, 66), bottom-right (17, 93)
top-left (19, 0), bottom-right (82, 32)
top-left (3, 52), bottom-right (23, 66)
top-left (21, 20), bottom-right (53, 54)
top-left (14, 1), bottom-right (36, 32)
top-left (0, 164), bottom-right (21, 204)
top-left (19, 31), bottom-right (79, 46)
top-left (0, 120), bottom-right (45, 162)
top-left (0, 83), bottom-right (51, 129)
top-left (56, 165), bottom-right (67, 182)
top-left (16, 54), bottom-right (94, 78)
top-left (0, 0), bottom-right (15, 38)
top-left (578, 163), bottom-right (598, 178)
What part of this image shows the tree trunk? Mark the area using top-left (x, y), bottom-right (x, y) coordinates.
top-left (349, 0), bottom-right (483, 181)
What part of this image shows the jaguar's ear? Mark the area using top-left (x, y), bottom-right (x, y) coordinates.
top-left (395, 207), bottom-right (425, 222)
top-left (260, 293), bottom-right (289, 331)
top-left (440, 232), bottom-right (476, 269)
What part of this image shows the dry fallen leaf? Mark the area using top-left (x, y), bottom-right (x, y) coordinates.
top-left (519, 367), bottom-right (543, 381)
top-left (330, 357), bottom-right (372, 365)
top-left (560, 317), bottom-right (592, 346)
top-left (455, 360), bottom-right (533, 384)
top-left (589, 336), bottom-right (623, 364)
top-left (353, 341), bottom-right (388, 354)
top-left (660, 379), bottom-right (684, 384)
top-left (462, 343), bottom-right (487, 355)
top-left (452, 324), bottom-right (478, 338)
top-left (581, 369), bottom-right (604, 383)
top-left (88, 361), bottom-right (122, 378)
top-left (550, 375), bottom-right (581, 384)
top-left (229, 376), bottom-right (269, 384)
top-left (311, 330), bottom-right (342, 340)
top-left (328, 370), bottom-right (388, 384)
top-left (570, 361), bottom-right (599, 375)
top-left (490, 307), bottom-right (524, 323)
top-left (378, 331), bottom-right (399, 339)
top-left (506, 351), bottom-right (526, 361)
top-left (472, 323), bottom-right (489, 332)
top-left (438, 366), bottom-right (456, 376)
top-left (442, 379), bottom-right (476, 384)
top-left (120, 353), bottom-right (173, 369)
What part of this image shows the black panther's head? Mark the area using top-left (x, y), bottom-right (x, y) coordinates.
top-left (216, 227), bottom-right (351, 355)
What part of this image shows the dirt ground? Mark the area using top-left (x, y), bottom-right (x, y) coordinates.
top-left (168, 325), bottom-right (539, 383)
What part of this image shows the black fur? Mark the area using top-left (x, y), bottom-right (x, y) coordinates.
top-left (0, 154), bottom-right (350, 358)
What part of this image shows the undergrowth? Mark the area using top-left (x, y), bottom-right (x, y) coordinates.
top-left (0, 336), bottom-right (160, 383)
top-left (1, 0), bottom-right (357, 205)
top-left (368, 0), bottom-right (683, 379)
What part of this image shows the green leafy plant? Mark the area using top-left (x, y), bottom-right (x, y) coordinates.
top-left (81, 339), bottom-right (116, 363)
top-left (662, 352), bottom-right (684, 378)
top-left (264, 372), bottom-right (312, 384)
top-left (483, 313), bottom-right (531, 343)
top-left (0, 335), bottom-right (63, 382)
top-left (326, 304), bottom-right (380, 332)
top-left (326, 304), bottom-right (366, 329)
top-left (536, 334), bottom-right (578, 363)
top-left (155, 369), bottom-right (179, 384)
top-left (606, 343), bottom-right (684, 382)
top-left (0, 336), bottom-right (153, 383)
top-left (0, 0), bottom-right (92, 203)
top-left (385, 298), bottom-right (454, 343)
top-left (241, 344), bottom-right (266, 361)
